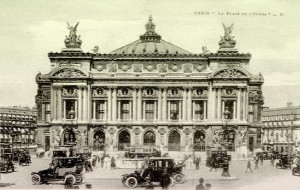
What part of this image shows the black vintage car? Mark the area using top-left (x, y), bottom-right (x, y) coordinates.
top-left (124, 147), bottom-right (161, 158)
top-left (31, 157), bottom-right (84, 185)
top-left (18, 151), bottom-right (31, 166)
top-left (122, 157), bottom-right (184, 188)
top-left (0, 153), bottom-right (15, 173)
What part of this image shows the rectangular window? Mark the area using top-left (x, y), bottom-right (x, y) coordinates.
top-left (121, 100), bottom-right (130, 120)
top-left (145, 101), bottom-right (155, 120)
top-left (223, 100), bottom-right (234, 119)
top-left (65, 99), bottom-right (76, 119)
top-left (170, 101), bottom-right (179, 120)
top-left (194, 101), bottom-right (204, 120)
top-left (96, 101), bottom-right (106, 120)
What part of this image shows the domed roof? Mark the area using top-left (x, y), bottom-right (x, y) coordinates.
top-left (110, 16), bottom-right (191, 55)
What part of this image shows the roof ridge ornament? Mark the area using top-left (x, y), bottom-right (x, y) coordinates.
top-left (140, 15), bottom-right (161, 43)
top-left (218, 23), bottom-right (238, 52)
top-left (64, 21), bottom-right (82, 49)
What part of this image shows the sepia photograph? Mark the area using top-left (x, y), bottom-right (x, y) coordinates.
top-left (0, 0), bottom-right (300, 189)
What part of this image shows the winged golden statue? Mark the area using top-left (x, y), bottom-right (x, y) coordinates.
top-left (222, 23), bottom-right (234, 39)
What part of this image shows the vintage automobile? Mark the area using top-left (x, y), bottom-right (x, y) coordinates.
top-left (122, 157), bottom-right (185, 188)
top-left (31, 157), bottom-right (84, 185)
top-left (0, 153), bottom-right (15, 173)
top-left (206, 150), bottom-right (231, 169)
top-left (276, 153), bottom-right (292, 169)
top-left (124, 146), bottom-right (161, 158)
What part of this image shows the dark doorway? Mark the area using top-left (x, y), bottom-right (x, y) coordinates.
top-left (168, 131), bottom-right (181, 151)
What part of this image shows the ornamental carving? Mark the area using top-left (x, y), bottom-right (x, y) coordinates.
top-left (144, 62), bottom-right (156, 72)
top-left (93, 87), bottom-right (107, 97)
top-left (52, 129), bottom-right (61, 145)
top-left (169, 63), bottom-right (181, 72)
top-left (76, 130), bottom-right (86, 147)
top-left (53, 68), bottom-right (86, 78)
top-left (93, 62), bottom-right (106, 71)
top-left (193, 63), bottom-right (206, 72)
top-left (117, 88), bottom-right (133, 97)
top-left (167, 88), bottom-right (183, 97)
top-left (237, 128), bottom-right (248, 145)
top-left (183, 128), bottom-right (191, 135)
top-left (142, 88), bottom-right (158, 97)
top-left (183, 64), bottom-right (193, 73)
top-left (158, 128), bottom-right (166, 135)
top-left (192, 88), bottom-right (208, 97)
top-left (249, 91), bottom-right (264, 103)
top-left (133, 64), bottom-right (142, 72)
top-left (158, 64), bottom-right (168, 73)
top-left (118, 62), bottom-right (132, 72)
top-left (108, 64), bottom-right (117, 72)
top-left (62, 87), bottom-right (78, 97)
top-left (133, 128), bottom-right (141, 135)
top-left (219, 23), bottom-right (236, 48)
top-left (42, 90), bottom-right (51, 100)
top-left (64, 22), bottom-right (82, 48)
top-left (214, 69), bottom-right (247, 78)
top-left (108, 128), bottom-right (116, 135)
top-left (222, 88), bottom-right (237, 97)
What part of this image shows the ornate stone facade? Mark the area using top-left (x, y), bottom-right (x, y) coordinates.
top-left (36, 17), bottom-right (264, 157)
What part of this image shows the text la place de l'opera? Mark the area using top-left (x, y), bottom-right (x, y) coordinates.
top-left (35, 16), bottom-right (264, 158)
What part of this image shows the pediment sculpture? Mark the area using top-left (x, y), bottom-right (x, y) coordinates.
top-left (213, 69), bottom-right (248, 78)
top-left (52, 68), bottom-right (86, 78)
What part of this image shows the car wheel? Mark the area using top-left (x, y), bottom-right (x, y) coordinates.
top-left (169, 176), bottom-right (175, 187)
top-left (75, 175), bottom-right (83, 184)
top-left (125, 177), bottom-right (138, 188)
top-left (173, 173), bottom-right (184, 184)
top-left (11, 166), bottom-right (14, 172)
top-left (292, 168), bottom-right (296, 176)
top-left (276, 163), bottom-right (279, 168)
top-left (32, 174), bottom-right (41, 185)
top-left (65, 174), bottom-right (76, 185)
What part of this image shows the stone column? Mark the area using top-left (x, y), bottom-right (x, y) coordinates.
top-left (57, 86), bottom-right (62, 121)
top-left (222, 100), bottom-right (225, 119)
top-left (187, 87), bottom-right (192, 121)
top-left (237, 88), bottom-right (241, 121)
top-left (157, 88), bottom-right (162, 121)
top-left (93, 101), bottom-right (96, 120)
top-left (162, 87), bottom-right (167, 121)
top-left (104, 101), bottom-right (107, 120)
top-left (78, 87), bottom-right (82, 121)
top-left (107, 87), bottom-right (112, 121)
top-left (154, 101), bottom-right (157, 120)
top-left (167, 101), bottom-right (171, 120)
top-left (132, 88), bottom-right (137, 121)
top-left (182, 88), bottom-right (187, 121)
top-left (52, 86), bottom-right (57, 121)
top-left (63, 100), bottom-right (66, 120)
top-left (112, 87), bottom-right (117, 121)
top-left (204, 101), bottom-right (207, 120)
top-left (137, 87), bottom-right (142, 121)
top-left (118, 101), bottom-right (121, 121)
top-left (83, 86), bottom-right (88, 121)
top-left (179, 101), bottom-right (182, 120)
top-left (243, 88), bottom-right (247, 121)
top-left (129, 101), bottom-right (132, 120)
top-left (192, 101), bottom-right (195, 120)
top-left (217, 88), bottom-right (222, 120)
top-left (143, 101), bottom-right (146, 121)
top-left (207, 85), bottom-right (212, 121)
top-left (233, 101), bottom-right (236, 119)
top-left (211, 88), bottom-right (216, 120)
top-left (42, 104), bottom-right (45, 121)
top-left (87, 85), bottom-right (91, 122)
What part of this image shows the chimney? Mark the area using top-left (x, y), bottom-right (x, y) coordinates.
top-left (287, 102), bottom-right (293, 107)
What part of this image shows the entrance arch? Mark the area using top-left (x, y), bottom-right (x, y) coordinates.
top-left (143, 131), bottom-right (156, 146)
top-left (118, 130), bottom-right (131, 151)
top-left (168, 130), bottom-right (181, 151)
top-left (194, 131), bottom-right (206, 152)
top-left (63, 129), bottom-right (76, 145)
top-left (93, 130), bottom-right (106, 151)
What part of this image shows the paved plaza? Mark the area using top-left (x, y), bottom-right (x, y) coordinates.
top-left (0, 157), bottom-right (299, 190)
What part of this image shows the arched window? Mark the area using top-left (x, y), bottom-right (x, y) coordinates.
top-left (168, 131), bottom-right (181, 151)
top-left (194, 131), bottom-right (206, 151)
top-left (63, 130), bottom-right (76, 145)
top-left (144, 131), bottom-right (155, 146)
top-left (93, 130), bottom-right (106, 151)
top-left (118, 131), bottom-right (131, 151)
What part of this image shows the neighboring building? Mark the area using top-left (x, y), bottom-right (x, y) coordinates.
top-left (35, 16), bottom-right (264, 157)
top-left (262, 102), bottom-right (300, 154)
top-left (0, 106), bottom-right (37, 151)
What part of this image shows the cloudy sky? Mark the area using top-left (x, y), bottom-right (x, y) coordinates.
top-left (0, 0), bottom-right (300, 108)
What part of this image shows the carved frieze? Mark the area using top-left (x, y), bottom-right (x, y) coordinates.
top-left (93, 62), bottom-right (106, 71)
top-left (193, 63), bottom-right (207, 72)
top-left (158, 128), bottom-right (166, 135)
top-left (118, 62), bottom-right (132, 72)
top-left (183, 64), bottom-right (193, 73)
top-left (249, 91), bottom-right (264, 103)
top-left (221, 88), bottom-right (237, 97)
top-left (214, 69), bottom-right (247, 78)
top-left (117, 88), bottom-right (133, 97)
top-left (167, 88), bottom-right (183, 97)
top-left (42, 90), bottom-right (51, 100)
top-left (143, 62), bottom-right (156, 72)
top-left (133, 64), bottom-right (142, 73)
top-left (108, 64), bottom-right (117, 72)
top-left (92, 87), bottom-right (107, 97)
top-left (52, 68), bottom-right (86, 78)
top-left (142, 88), bottom-right (158, 97)
top-left (192, 88), bottom-right (208, 98)
top-left (51, 129), bottom-right (61, 145)
top-left (62, 87), bottom-right (78, 97)
top-left (158, 64), bottom-right (168, 73)
top-left (169, 63), bottom-right (181, 72)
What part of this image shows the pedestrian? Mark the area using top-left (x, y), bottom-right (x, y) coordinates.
top-left (254, 157), bottom-right (259, 169)
top-left (64, 177), bottom-right (74, 189)
top-left (245, 159), bottom-right (253, 173)
top-left (104, 155), bottom-right (110, 169)
top-left (260, 156), bottom-right (264, 166)
top-left (145, 175), bottom-right (154, 190)
top-left (160, 168), bottom-right (171, 190)
top-left (100, 154), bottom-right (105, 168)
top-left (195, 177), bottom-right (206, 190)
top-left (111, 156), bottom-right (116, 169)
top-left (270, 156), bottom-right (275, 167)
top-left (195, 157), bottom-right (200, 170)
top-left (135, 155), bottom-right (138, 169)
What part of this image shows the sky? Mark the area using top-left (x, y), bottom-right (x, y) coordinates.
top-left (0, 0), bottom-right (300, 108)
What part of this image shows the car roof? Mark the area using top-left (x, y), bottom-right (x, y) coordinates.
top-left (52, 157), bottom-right (80, 160)
top-left (148, 157), bottom-right (174, 160)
